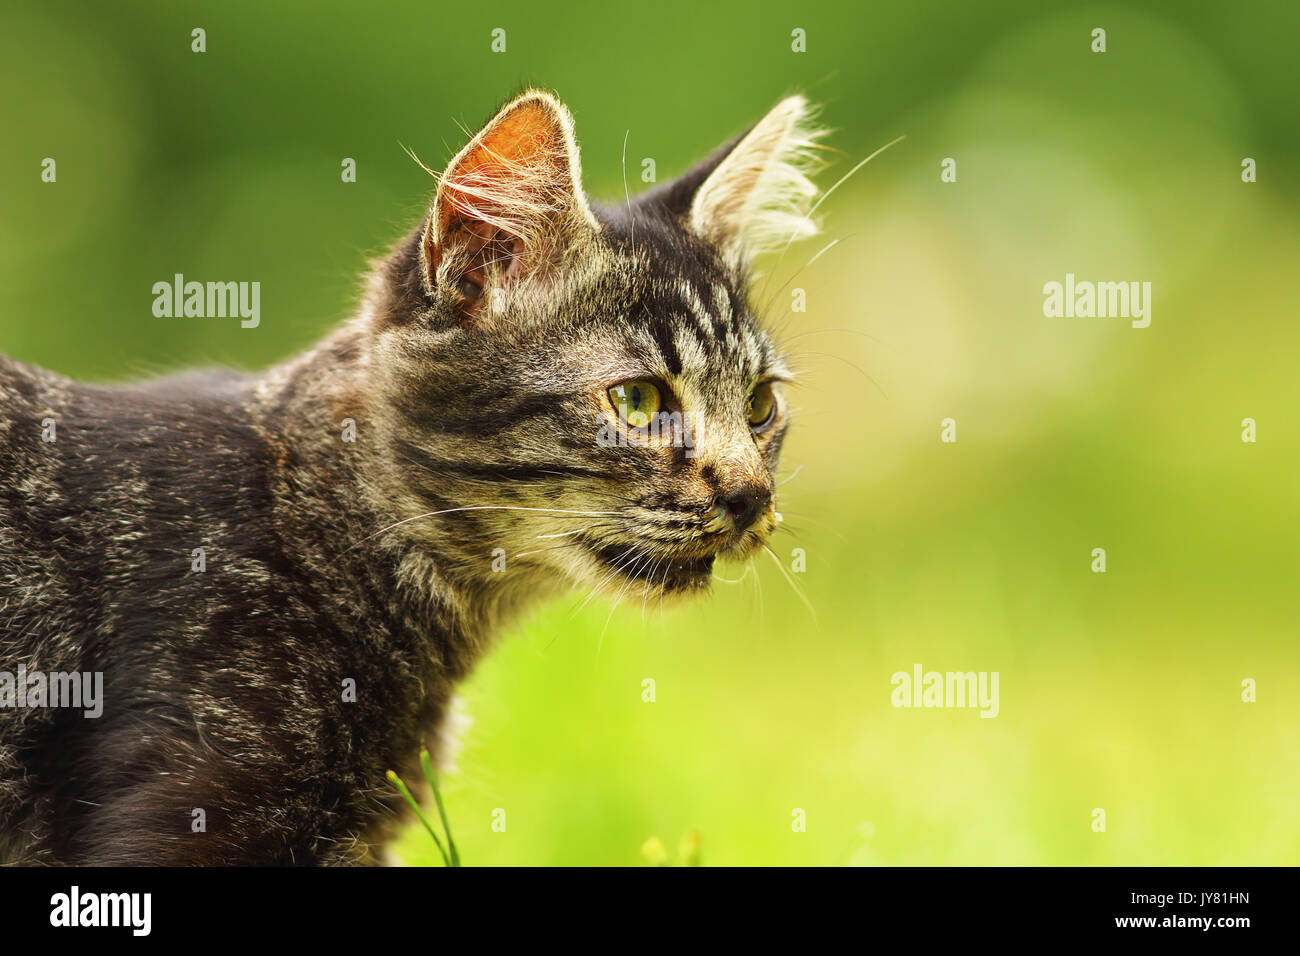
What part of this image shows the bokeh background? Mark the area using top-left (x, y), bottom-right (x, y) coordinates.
top-left (3, 0), bottom-right (1297, 865)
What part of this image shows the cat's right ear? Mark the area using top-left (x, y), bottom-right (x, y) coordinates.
top-left (420, 91), bottom-right (597, 312)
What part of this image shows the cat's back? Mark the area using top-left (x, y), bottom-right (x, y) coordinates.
top-left (0, 353), bottom-right (68, 488)
top-left (0, 352), bottom-right (257, 486)
top-left (0, 353), bottom-right (270, 657)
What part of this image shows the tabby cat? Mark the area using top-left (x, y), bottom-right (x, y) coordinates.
top-left (0, 91), bottom-right (824, 864)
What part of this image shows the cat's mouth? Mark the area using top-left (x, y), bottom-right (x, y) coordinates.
top-left (578, 536), bottom-right (717, 593)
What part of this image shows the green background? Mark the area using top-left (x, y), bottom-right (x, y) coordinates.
top-left (3, 0), bottom-right (1297, 865)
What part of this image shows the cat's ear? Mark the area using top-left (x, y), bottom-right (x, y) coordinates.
top-left (421, 90), bottom-right (597, 307)
top-left (649, 96), bottom-right (826, 267)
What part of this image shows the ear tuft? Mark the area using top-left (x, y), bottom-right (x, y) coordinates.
top-left (688, 96), bottom-right (827, 265)
top-left (423, 91), bottom-right (596, 305)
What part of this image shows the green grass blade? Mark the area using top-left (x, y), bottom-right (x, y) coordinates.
top-left (419, 749), bottom-right (460, 867)
top-left (386, 769), bottom-right (450, 867)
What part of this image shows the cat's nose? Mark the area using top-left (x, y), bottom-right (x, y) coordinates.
top-left (713, 486), bottom-right (772, 532)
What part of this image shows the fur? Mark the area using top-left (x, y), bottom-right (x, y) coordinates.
top-left (0, 90), bottom-right (822, 864)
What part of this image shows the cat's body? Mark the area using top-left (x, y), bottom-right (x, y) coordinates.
top-left (0, 91), bottom-right (823, 864)
top-left (0, 344), bottom-right (461, 864)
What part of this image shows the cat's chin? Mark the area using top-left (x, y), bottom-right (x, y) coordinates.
top-left (574, 536), bottom-right (718, 597)
top-left (648, 555), bottom-right (718, 596)
top-left (574, 522), bottom-right (781, 599)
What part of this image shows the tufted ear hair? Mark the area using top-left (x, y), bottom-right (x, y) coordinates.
top-left (421, 90), bottom-right (598, 310)
top-left (640, 96), bottom-right (826, 267)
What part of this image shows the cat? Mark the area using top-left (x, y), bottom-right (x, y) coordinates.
top-left (0, 90), bottom-right (824, 865)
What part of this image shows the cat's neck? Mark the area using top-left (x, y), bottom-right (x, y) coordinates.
top-left (246, 318), bottom-right (551, 674)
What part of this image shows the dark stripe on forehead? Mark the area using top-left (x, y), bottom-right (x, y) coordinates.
top-left (680, 312), bottom-right (714, 354)
top-left (723, 282), bottom-right (749, 338)
top-left (664, 280), bottom-right (730, 364)
top-left (631, 300), bottom-right (686, 374)
top-left (639, 304), bottom-right (683, 376)
top-left (673, 277), bottom-right (728, 344)
top-left (703, 302), bottom-right (731, 347)
top-left (706, 280), bottom-right (759, 363)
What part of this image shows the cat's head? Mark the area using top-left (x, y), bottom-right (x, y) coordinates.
top-left (364, 90), bottom-right (824, 602)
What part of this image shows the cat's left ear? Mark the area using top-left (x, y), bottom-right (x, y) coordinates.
top-left (646, 96), bottom-right (826, 268)
top-left (421, 90), bottom-right (597, 306)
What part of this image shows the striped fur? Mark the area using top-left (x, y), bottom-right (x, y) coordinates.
top-left (0, 92), bottom-right (820, 864)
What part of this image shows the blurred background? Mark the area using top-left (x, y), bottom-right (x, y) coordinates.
top-left (3, 0), bottom-right (1297, 865)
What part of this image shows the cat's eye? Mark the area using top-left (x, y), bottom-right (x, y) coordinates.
top-left (748, 382), bottom-right (778, 431)
top-left (608, 380), bottom-right (662, 429)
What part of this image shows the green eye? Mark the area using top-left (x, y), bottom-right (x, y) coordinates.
top-left (608, 380), bottom-right (662, 428)
top-left (748, 382), bottom-right (778, 431)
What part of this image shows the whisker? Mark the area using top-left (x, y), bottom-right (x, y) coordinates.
top-left (568, 542), bottom-right (641, 620)
top-left (536, 526), bottom-right (605, 540)
top-left (756, 133), bottom-right (905, 310)
top-left (759, 237), bottom-right (841, 317)
top-left (785, 349), bottom-right (888, 400)
top-left (622, 129), bottom-right (636, 259)
top-left (711, 564), bottom-right (753, 584)
top-left (779, 326), bottom-right (897, 352)
top-left (512, 536), bottom-right (609, 560)
top-left (641, 550), bottom-right (671, 619)
top-left (763, 544), bottom-right (817, 622)
top-left (351, 505), bottom-right (624, 550)
top-left (599, 549), bottom-right (648, 657)
top-left (770, 508), bottom-right (846, 544)
top-left (775, 134), bottom-right (905, 263)
top-left (777, 465), bottom-right (804, 488)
